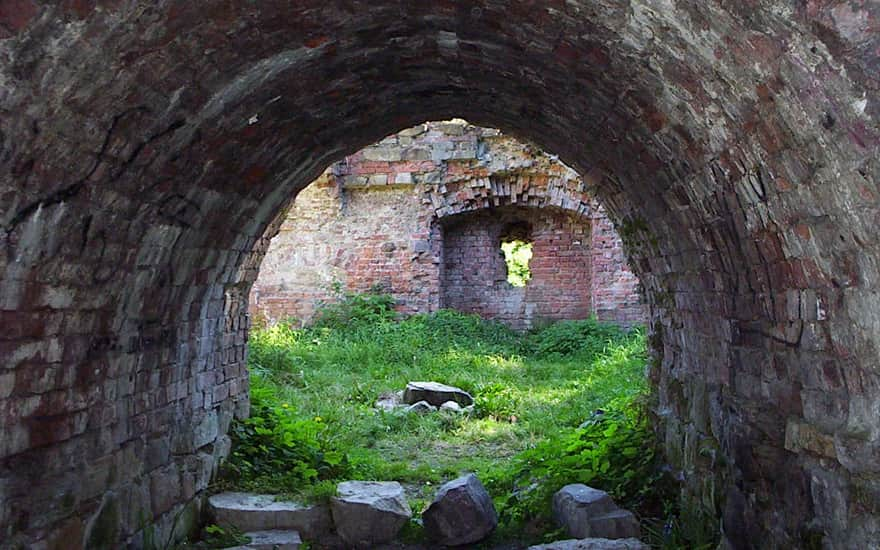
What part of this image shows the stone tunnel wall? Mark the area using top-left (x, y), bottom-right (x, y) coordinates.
top-left (250, 122), bottom-right (644, 329)
top-left (0, 2), bottom-right (878, 549)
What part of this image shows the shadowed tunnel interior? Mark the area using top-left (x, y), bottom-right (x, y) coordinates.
top-left (0, 1), bottom-right (878, 548)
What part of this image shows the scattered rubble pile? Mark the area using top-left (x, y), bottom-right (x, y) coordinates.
top-left (209, 481), bottom-right (646, 548)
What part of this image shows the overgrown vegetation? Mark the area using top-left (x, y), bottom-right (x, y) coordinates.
top-left (216, 293), bottom-right (717, 547)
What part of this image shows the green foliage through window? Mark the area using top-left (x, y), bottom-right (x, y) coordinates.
top-left (501, 239), bottom-right (533, 287)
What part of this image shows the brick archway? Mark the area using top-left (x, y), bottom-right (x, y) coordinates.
top-left (1, 2), bottom-right (878, 547)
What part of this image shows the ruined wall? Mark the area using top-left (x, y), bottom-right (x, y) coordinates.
top-left (250, 122), bottom-right (642, 328)
top-left (590, 212), bottom-right (644, 325)
top-left (441, 206), bottom-right (593, 330)
top-left (250, 175), bottom-right (442, 322)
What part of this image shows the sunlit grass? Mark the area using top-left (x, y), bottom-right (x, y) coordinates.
top-left (218, 304), bottom-right (719, 546)
top-left (242, 310), bottom-right (646, 492)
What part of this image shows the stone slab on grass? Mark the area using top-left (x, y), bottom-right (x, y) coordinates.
top-left (403, 381), bottom-right (474, 407)
top-left (208, 492), bottom-right (332, 538)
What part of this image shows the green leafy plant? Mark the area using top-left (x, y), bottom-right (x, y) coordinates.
top-left (221, 394), bottom-right (350, 496)
top-left (198, 524), bottom-right (250, 549)
top-left (487, 398), bottom-right (664, 538)
top-left (525, 317), bottom-right (628, 357)
top-left (311, 291), bottom-right (397, 329)
top-left (642, 498), bottom-right (720, 549)
top-left (501, 239), bottom-right (533, 287)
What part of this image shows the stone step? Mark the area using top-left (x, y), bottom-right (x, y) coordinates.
top-left (227, 530), bottom-right (302, 550)
top-left (527, 538), bottom-right (649, 550)
top-left (208, 492), bottom-right (332, 539)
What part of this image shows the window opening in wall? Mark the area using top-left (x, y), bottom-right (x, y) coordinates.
top-left (501, 239), bottom-right (533, 287)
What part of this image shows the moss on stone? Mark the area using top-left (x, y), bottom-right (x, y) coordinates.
top-left (86, 494), bottom-right (120, 550)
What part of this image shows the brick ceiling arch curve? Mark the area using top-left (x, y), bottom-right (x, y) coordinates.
top-left (0, 2), bottom-right (878, 548)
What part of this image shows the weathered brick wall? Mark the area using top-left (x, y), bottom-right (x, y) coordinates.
top-left (590, 209), bottom-right (644, 325)
top-left (1, 2), bottom-right (878, 548)
top-left (250, 175), bottom-right (442, 322)
top-left (442, 206), bottom-right (593, 330)
top-left (250, 122), bottom-right (642, 329)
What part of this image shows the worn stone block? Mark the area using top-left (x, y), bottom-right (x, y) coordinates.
top-left (331, 481), bottom-right (411, 546)
top-left (208, 492), bottom-right (332, 538)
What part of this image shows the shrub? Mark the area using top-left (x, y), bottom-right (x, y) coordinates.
top-left (525, 317), bottom-right (628, 357)
top-left (311, 292), bottom-right (397, 328)
top-left (487, 397), bottom-right (665, 538)
top-left (222, 392), bottom-right (349, 495)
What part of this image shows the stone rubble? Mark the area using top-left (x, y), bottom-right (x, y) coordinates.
top-left (375, 391), bottom-right (403, 411)
top-left (375, 384), bottom-right (475, 414)
top-left (330, 481), bottom-right (412, 546)
top-left (553, 485), bottom-right (640, 540)
top-left (403, 381), bottom-right (474, 407)
top-left (405, 400), bottom-right (438, 413)
top-left (439, 400), bottom-right (463, 412)
top-left (422, 473), bottom-right (498, 546)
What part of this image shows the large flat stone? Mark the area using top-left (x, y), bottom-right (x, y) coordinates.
top-left (403, 381), bottom-right (474, 407)
top-left (207, 492), bottom-right (332, 538)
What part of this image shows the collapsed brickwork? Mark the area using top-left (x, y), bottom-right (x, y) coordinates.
top-left (0, 2), bottom-right (878, 548)
top-left (250, 122), bottom-right (643, 330)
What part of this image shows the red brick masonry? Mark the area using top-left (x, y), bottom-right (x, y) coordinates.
top-left (250, 121), bottom-right (645, 329)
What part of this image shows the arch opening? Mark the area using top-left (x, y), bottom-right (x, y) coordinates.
top-left (233, 121), bottom-right (655, 547)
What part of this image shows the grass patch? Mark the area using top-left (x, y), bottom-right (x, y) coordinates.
top-left (215, 293), bottom-right (712, 546)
